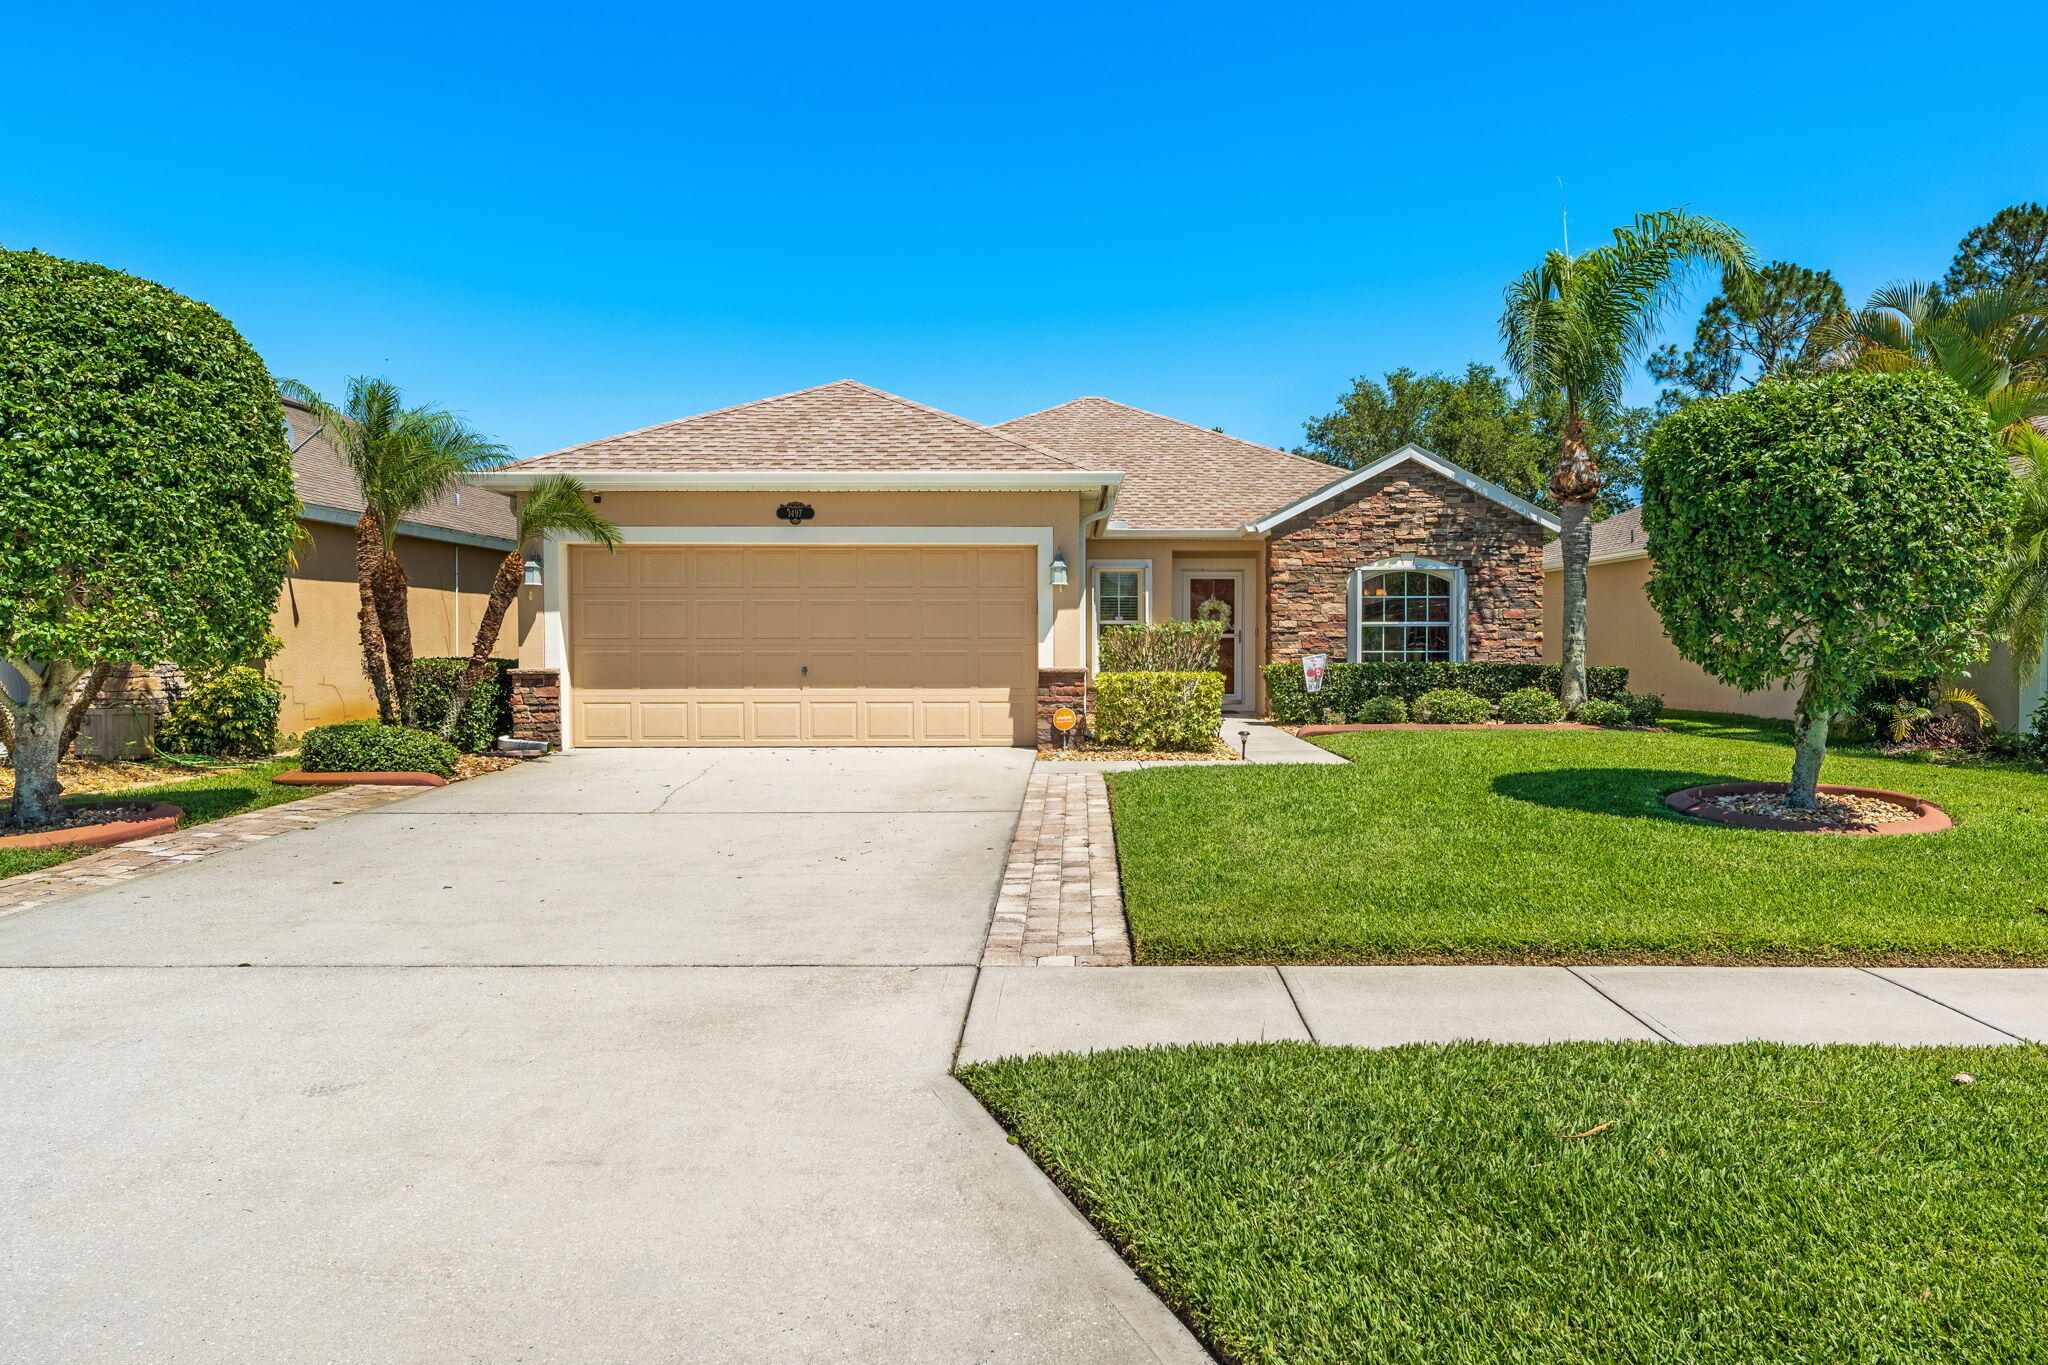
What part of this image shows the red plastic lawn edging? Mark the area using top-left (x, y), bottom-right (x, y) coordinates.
top-left (1664, 782), bottom-right (1951, 835)
top-left (273, 770), bottom-right (449, 788)
top-left (0, 802), bottom-right (184, 850)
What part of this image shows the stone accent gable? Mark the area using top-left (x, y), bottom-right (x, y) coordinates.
top-left (1264, 463), bottom-right (1544, 663)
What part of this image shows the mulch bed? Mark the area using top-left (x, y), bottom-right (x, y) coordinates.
top-left (0, 801), bottom-right (157, 837)
top-left (0, 758), bottom-right (231, 798)
top-left (1665, 782), bottom-right (1951, 835)
top-left (1037, 741), bottom-right (1241, 762)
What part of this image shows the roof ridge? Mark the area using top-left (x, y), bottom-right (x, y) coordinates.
top-left (846, 382), bottom-right (1085, 469)
top-left (505, 379), bottom-right (881, 469)
top-left (997, 395), bottom-right (1340, 477)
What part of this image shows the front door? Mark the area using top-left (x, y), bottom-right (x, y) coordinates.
top-left (1180, 571), bottom-right (1244, 707)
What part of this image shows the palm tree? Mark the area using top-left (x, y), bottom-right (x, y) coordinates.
top-left (1987, 427), bottom-right (2048, 687)
top-left (1501, 209), bottom-right (1753, 708)
top-left (436, 475), bottom-right (622, 740)
top-left (279, 377), bottom-right (507, 723)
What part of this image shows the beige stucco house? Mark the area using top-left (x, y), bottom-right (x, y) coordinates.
top-left (471, 380), bottom-right (1558, 748)
top-left (1541, 504), bottom-right (2047, 730)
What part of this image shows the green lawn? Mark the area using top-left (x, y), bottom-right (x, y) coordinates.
top-left (1107, 713), bottom-right (2048, 964)
top-left (0, 760), bottom-right (315, 882)
top-left (961, 1041), bottom-right (2048, 1365)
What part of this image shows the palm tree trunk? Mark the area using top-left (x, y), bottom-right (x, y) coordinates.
top-left (374, 550), bottom-right (415, 725)
top-left (1548, 407), bottom-right (1602, 712)
top-left (438, 550), bottom-right (525, 739)
top-left (354, 513), bottom-right (396, 723)
top-left (1787, 680), bottom-right (1831, 809)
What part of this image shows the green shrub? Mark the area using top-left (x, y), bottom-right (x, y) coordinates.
top-left (406, 657), bottom-right (514, 753)
top-left (1099, 620), bottom-right (1227, 673)
top-left (1496, 687), bottom-right (1564, 725)
top-left (155, 666), bottom-right (282, 757)
top-left (1573, 698), bottom-right (1629, 727)
top-left (300, 721), bottom-right (458, 777)
top-left (1355, 694), bottom-right (1408, 724)
top-left (1412, 688), bottom-right (1492, 724)
top-left (1621, 691), bottom-right (1665, 726)
top-left (1093, 671), bottom-right (1224, 751)
top-left (1262, 661), bottom-right (1628, 722)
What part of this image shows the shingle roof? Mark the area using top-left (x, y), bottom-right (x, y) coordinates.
top-left (284, 398), bottom-right (517, 544)
top-left (1542, 506), bottom-right (1645, 569)
top-left (501, 380), bottom-right (1086, 473)
top-left (992, 397), bottom-right (1341, 529)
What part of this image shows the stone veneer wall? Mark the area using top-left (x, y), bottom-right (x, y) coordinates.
top-left (1265, 464), bottom-right (1545, 663)
top-left (507, 668), bottom-right (562, 745)
top-left (1035, 667), bottom-right (1088, 745)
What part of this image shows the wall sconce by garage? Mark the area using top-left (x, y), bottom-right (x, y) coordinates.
top-left (1049, 552), bottom-right (1070, 587)
top-left (777, 501), bottom-right (816, 525)
top-left (523, 553), bottom-right (543, 586)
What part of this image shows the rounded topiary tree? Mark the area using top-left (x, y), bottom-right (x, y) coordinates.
top-left (1643, 370), bottom-right (2013, 806)
top-left (0, 250), bottom-right (297, 826)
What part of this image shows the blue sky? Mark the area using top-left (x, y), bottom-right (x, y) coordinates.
top-left (6, 1), bottom-right (2038, 459)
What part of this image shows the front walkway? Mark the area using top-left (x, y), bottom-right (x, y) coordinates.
top-left (0, 748), bottom-right (1207, 1363)
top-left (958, 963), bottom-right (2048, 1062)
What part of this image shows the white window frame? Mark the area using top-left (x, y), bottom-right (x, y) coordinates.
top-left (1348, 556), bottom-right (1467, 663)
top-left (1090, 560), bottom-right (1152, 671)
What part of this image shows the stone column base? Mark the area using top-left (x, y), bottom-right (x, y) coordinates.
top-left (507, 669), bottom-right (562, 746)
top-left (1035, 667), bottom-right (1089, 745)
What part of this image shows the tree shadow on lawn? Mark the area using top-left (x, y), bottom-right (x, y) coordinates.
top-left (1492, 767), bottom-right (1742, 820)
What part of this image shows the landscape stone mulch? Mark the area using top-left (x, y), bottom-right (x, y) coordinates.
top-left (1706, 789), bottom-right (1917, 831)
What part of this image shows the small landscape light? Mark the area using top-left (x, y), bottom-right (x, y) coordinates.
top-left (1237, 727), bottom-right (1251, 759)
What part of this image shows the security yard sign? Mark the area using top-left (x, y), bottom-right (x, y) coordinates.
top-left (1051, 707), bottom-right (1078, 732)
top-left (1302, 654), bottom-right (1328, 694)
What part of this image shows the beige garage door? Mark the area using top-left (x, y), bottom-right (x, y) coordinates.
top-left (568, 544), bottom-right (1037, 746)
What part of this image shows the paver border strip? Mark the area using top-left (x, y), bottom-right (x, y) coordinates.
top-left (0, 802), bottom-right (184, 851)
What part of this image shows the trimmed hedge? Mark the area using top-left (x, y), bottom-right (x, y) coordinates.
top-left (1355, 694), bottom-right (1408, 724)
top-left (407, 657), bottom-right (514, 753)
top-left (1497, 687), bottom-right (1564, 725)
top-left (1263, 660), bottom-right (1629, 723)
top-left (1412, 688), bottom-right (1492, 724)
top-left (154, 666), bottom-right (283, 758)
top-left (301, 721), bottom-right (459, 777)
top-left (1621, 691), bottom-right (1665, 726)
top-left (1573, 698), bottom-right (1630, 727)
top-left (1094, 671), bottom-right (1224, 751)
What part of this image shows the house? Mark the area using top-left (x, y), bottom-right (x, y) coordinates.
top-left (1540, 503), bottom-right (2047, 730)
top-left (67, 401), bottom-right (521, 753)
top-left (472, 380), bottom-right (1557, 748)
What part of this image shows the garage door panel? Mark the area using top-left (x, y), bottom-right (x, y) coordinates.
top-left (569, 544), bottom-right (1034, 746)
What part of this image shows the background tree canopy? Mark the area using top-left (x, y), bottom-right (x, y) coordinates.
top-left (1297, 363), bottom-right (1646, 515)
top-left (1648, 261), bottom-right (1845, 405)
top-left (1944, 203), bottom-right (2048, 296)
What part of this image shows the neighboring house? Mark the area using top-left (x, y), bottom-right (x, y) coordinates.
top-left (70, 401), bottom-right (520, 753)
top-left (1540, 504), bottom-right (2047, 730)
top-left (472, 380), bottom-right (1556, 748)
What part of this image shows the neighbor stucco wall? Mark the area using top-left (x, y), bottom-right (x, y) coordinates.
top-left (1541, 556), bottom-right (1799, 720)
top-left (272, 519), bottom-right (511, 735)
top-left (512, 488), bottom-right (1090, 671)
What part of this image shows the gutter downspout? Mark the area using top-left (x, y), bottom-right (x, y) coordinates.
top-left (1077, 484), bottom-right (1120, 674)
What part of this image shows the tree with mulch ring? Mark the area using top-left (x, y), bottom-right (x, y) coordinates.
top-left (1644, 370), bottom-right (2013, 822)
top-left (0, 250), bottom-right (298, 836)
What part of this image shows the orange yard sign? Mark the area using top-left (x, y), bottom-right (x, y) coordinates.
top-left (1051, 707), bottom-right (1078, 732)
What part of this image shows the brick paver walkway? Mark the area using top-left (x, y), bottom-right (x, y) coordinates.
top-left (983, 769), bottom-right (1130, 967)
top-left (0, 784), bottom-right (416, 919)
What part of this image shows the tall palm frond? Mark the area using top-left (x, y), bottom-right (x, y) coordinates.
top-left (1987, 430), bottom-right (2048, 682)
top-left (516, 474), bottom-right (624, 549)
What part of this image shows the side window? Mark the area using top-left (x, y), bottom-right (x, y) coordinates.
top-left (1095, 568), bottom-right (1144, 637)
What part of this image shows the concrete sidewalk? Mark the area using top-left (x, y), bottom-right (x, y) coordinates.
top-left (957, 964), bottom-right (2048, 1063)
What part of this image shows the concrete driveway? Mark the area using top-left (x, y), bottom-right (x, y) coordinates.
top-left (0, 749), bottom-right (1205, 1363)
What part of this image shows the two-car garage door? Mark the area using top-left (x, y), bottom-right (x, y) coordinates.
top-left (567, 544), bottom-right (1037, 746)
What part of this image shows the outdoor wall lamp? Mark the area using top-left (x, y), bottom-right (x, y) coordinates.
top-left (523, 553), bottom-right (543, 586)
top-left (1049, 552), bottom-right (1070, 587)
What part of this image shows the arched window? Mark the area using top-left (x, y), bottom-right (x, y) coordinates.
top-left (1350, 559), bottom-right (1465, 662)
